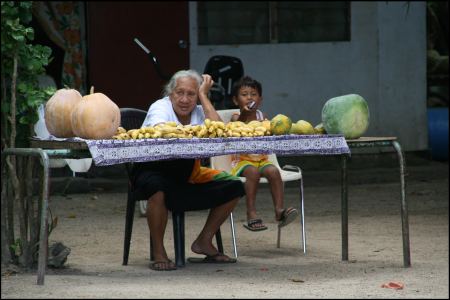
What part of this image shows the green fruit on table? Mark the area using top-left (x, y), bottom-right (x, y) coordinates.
top-left (290, 120), bottom-right (315, 134)
top-left (270, 114), bottom-right (292, 135)
top-left (314, 123), bottom-right (327, 134)
top-left (321, 94), bottom-right (370, 139)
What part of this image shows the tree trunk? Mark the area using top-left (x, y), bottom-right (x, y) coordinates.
top-left (1, 160), bottom-right (12, 264)
top-left (3, 53), bottom-right (23, 266)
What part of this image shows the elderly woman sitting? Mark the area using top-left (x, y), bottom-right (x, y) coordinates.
top-left (132, 70), bottom-right (245, 271)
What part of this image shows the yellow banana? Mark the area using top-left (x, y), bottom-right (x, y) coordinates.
top-left (152, 131), bottom-right (162, 138)
top-left (197, 128), bottom-right (208, 137)
top-left (247, 120), bottom-right (262, 128)
top-left (142, 127), bottom-right (155, 134)
top-left (254, 126), bottom-right (267, 132)
top-left (239, 127), bottom-right (253, 133)
top-left (116, 127), bottom-right (127, 134)
top-left (254, 130), bottom-right (265, 136)
top-left (118, 133), bottom-right (130, 140)
top-left (262, 120), bottom-right (271, 131)
top-left (130, 130), bottom-right (140, 139)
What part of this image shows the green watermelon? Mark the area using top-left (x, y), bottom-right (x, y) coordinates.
top-left (321, 94), bottom-right (370, 139)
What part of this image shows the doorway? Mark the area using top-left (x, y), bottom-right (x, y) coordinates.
top-left (86, 2), bottom-right (189, 110)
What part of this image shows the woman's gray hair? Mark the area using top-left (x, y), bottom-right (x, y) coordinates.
top-left (163, 69), bottom-right (203, 96)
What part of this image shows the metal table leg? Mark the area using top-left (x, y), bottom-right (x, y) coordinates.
top-left (392, 141), bottom-right (411, 267)
top-left (344, 138), bottom-right (411, 267)
top-left (341, 154), bottom-right (349, 261)
top-left (300, 177), bottom-right (306, 254)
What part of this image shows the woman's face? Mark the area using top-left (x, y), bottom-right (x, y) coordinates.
top-left (170, 77), bottom-right (199, 121)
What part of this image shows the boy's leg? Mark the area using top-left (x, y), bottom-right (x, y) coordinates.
top-left (261, 165), bottom-right (285, 220)
top-left (241, 166), bottom-right (261, 221)
top-left (262, 165), bottom-right (298, 226)
top-left (241, 166), bottom-right (268, 231)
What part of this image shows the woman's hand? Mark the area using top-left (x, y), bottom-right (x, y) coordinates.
top-left (199, 74), bottom-right (214, 97)
top-left (198, 74), bottom-right (221, 121)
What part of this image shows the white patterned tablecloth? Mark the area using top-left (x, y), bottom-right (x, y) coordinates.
top-left (81, 134), bottom-right (350, 166)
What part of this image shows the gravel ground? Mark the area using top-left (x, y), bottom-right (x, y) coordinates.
top-left (1, 156), bottom-right (448, 299)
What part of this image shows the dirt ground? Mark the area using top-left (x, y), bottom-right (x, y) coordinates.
top-left (1, 156), bottom-right (449, 299)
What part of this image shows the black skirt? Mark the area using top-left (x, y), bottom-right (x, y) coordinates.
top-left (131, 159), bottom-right (245, 212)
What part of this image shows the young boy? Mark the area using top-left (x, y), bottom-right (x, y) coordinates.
top-left (229, 76), bottom-right (298, 231)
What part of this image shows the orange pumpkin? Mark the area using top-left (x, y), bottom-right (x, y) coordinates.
top-left (71, 86), bottom-right (121, 139)
top-left (44, 88), bottom-right (82, 138)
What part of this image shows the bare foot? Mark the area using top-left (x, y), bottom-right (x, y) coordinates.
top-left (150, 260), bottom-right (177, 271)
top-left (152, 247), bottom-right (171, 265)
top-left (189, 240), bottom-right (236, 263)
top-left (190, 239), bottom-right (218, 256)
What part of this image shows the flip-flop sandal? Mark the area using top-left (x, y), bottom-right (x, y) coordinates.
top-left (277, 207), bottom-right (299, 228)
top-left (243, 219), bottom-right (268, 231)
top-left (149, 260), bottom-right (177, 271)
top-left (187, 253), bottom-right (237, 264)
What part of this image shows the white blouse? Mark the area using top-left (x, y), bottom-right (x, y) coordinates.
top-left (142, 96), bottom-right (205, 127)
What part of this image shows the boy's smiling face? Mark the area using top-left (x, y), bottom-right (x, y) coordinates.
top-left (233, 86), bottom-right (262, 110)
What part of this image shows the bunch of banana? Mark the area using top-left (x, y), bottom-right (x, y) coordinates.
top-left (221, 119), bottom-right (271, 137)
top-left (112, 119), bottom-right (272, 140)
top-left (113, 127), bottom-right (130, 140)
top-left (195, 119), bottom-right (224, 138)
top-left (112, 122), bottom-right (189, 140)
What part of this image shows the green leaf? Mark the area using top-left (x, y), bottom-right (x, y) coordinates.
top-left (1, 0), bottom-right (55, 143)
top-left (12, 33), bottom-right (25, 41)
top-left (1, 101), bottom-right (11, 114)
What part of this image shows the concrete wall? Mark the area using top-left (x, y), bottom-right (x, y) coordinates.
top-left (189, 2), bottom-right (427, 151)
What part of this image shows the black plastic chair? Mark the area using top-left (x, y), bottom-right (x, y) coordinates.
top-left (120, 107), bottom-right (225, 268)
top-left (203, 55), bottom-right (244, 110)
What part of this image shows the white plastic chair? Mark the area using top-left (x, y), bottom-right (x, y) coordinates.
top-left (211, 109), bottom-right (306, 253)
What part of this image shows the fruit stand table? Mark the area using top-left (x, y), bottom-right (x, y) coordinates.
top-left (1, 135), bottom-right (410, 286)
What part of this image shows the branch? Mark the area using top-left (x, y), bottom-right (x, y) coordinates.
top-left (1, 74), bottom-right (8, 150)
top-left (10, 53), bottom-right (18, 149)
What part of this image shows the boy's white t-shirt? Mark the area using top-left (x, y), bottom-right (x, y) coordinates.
top-left (141, 96), bottom-right (206, 127)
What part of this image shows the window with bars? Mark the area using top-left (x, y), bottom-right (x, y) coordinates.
top-left (197, 1), bottom-right (350, 45)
